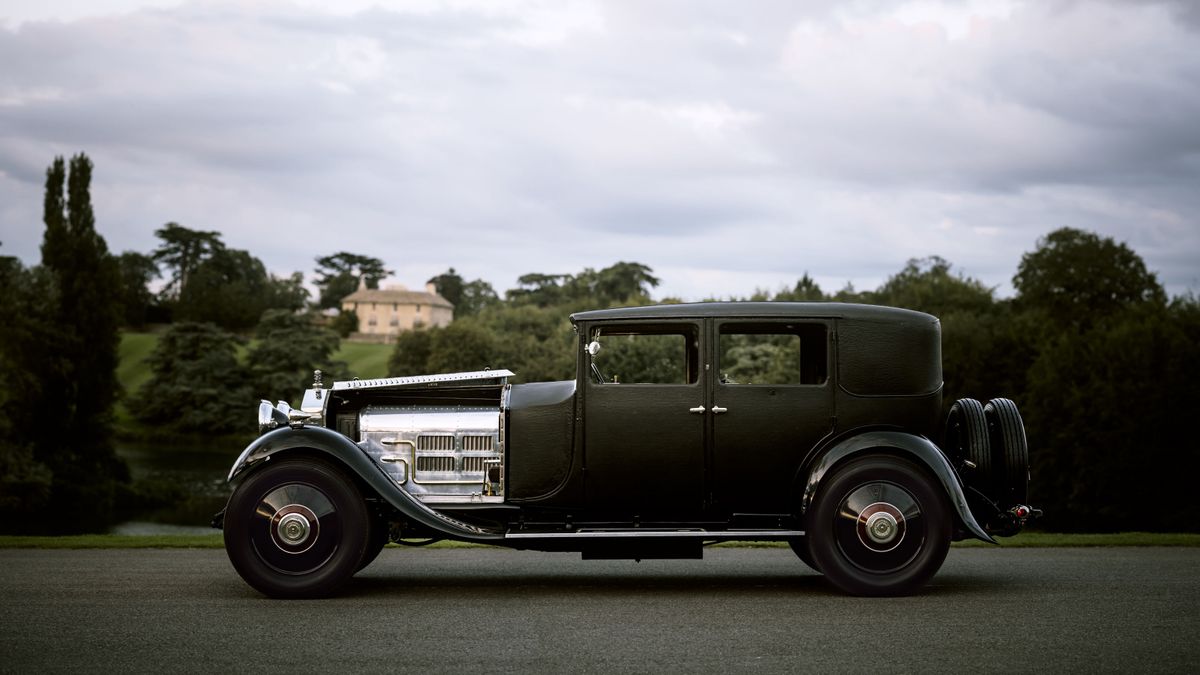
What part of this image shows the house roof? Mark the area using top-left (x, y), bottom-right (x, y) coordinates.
top-left (342, 287), bottom-right (453, 309)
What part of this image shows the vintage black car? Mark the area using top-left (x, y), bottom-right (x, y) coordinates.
top-left (216, 302), bottom-right (1035, 597)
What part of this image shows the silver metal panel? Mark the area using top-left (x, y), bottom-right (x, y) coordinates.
top-left (332, 369), bottom-right (515, 392)
top-left (357, 404), bottom-right (503, 500)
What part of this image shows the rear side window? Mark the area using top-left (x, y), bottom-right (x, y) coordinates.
top-left (719, 323), bottom-right (828, 386)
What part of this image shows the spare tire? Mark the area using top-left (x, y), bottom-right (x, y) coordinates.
top-left (984, 398), bottom-right (1029, 507)
top-left (944, 398), bottom-right (993, 495)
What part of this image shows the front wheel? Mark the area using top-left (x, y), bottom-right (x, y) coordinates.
top-left (808, 456), bottom-right (951, 596)
top-left (224, 458), bottom-right (369, 598)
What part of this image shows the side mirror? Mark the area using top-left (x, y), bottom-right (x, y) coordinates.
top-left (587, 340), bottom-right (602, 356)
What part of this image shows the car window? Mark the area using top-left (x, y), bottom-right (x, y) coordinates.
top-left (591, 326), bottom-right (698, 384)
top-left (719, 323), bottom-right (828, 385)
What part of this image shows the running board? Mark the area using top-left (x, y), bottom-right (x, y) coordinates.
top-left (505, 529), bottom-right (805, 540)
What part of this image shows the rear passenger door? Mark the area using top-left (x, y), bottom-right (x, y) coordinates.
top-left (709, 320), bottom-right (834, 515)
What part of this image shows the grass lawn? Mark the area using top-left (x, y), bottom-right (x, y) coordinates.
top-left (116, 330), bottom-right (392, 411)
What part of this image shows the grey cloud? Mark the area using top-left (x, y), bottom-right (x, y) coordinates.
top-left (1, 0), bottom-right (1197, 302)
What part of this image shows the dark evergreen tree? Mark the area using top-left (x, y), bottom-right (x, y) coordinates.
top-left (131, 322), bottom-right (255, 435)
top-left (246, 310), bottom-right (347, 398)
top-left (19, 154), bottom-right (129, 533)
top-left (314, 252), bottom-right (392, 309)
top-left (116, 251), bottom-right (160, 327)
top-left (151, 222), bottom-right (224, 300)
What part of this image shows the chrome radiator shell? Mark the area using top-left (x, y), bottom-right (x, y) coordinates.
top-left (357, 404), bottom-right (503, 501)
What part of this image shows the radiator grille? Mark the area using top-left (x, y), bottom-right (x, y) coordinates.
top-left (461, 456), bottom-right (493, 474)
top-left (416, 456), bottom-right (456, 473)
top-left (417, 435), bottom-right (455, 451)
top-left (462, 436), bottom-right (494, 452)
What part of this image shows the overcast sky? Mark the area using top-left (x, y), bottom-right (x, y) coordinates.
top-left (2, 0), bottom-right (1198, 302)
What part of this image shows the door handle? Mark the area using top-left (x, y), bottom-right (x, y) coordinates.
top-left (711, 406), bottom-right (728, 414)
top-left (689, 406), bottom-right (706, 414)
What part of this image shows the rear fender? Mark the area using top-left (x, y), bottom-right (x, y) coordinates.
top-left (801, 430), bottom-right (996, 544)
top-left (226, 426), bottom-right (504, 542)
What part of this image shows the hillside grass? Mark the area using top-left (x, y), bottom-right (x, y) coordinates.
top-left (116, 331), bottom-right (392, 406)
top-left (3, 532), bottom-right (1197, 550)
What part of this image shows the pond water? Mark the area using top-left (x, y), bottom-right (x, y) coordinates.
top-left (112, 441), bottom-right (239, 534)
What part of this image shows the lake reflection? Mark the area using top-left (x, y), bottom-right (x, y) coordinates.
top-left (113, 441), bottom-right (237, 533)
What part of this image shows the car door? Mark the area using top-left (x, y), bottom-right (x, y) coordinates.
top-left (709, 319), bottom-right (835, 515)
top-left (582, 320), bottom-right (707, 520)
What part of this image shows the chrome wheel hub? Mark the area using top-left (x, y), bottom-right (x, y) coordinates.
top-left (278, 512), bottom-right (311, 546)
top-left (854, 501), bottom-right (907, 553)
top-left (269, 503), bottom-right (321, 555)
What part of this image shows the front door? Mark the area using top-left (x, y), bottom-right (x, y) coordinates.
top-left (583, 321), bottom-right (706, 520)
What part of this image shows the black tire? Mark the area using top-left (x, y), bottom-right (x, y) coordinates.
top-left (808, 456), bottom-right (951, 596)
top-left (944, 398), bottom-right (993, 495)
top-left (984, 398), bottom-right (1029, 507)
top-left (357, 516), bottom-right (391, 572)
top-left (224, 458), bottom-right (369, 598)
top-left (787, 538), bottom-right (821, 574)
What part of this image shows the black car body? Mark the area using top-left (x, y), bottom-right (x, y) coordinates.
top-left (218, 302), bottom-right (1034, 597)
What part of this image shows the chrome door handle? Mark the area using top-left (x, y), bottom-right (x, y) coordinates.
top-left (689, 406), bottom-right (706, 414)
top-left (711, 406), bottom-right (728, 414)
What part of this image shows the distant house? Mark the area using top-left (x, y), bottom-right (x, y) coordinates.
top-left (341, 280), bottom-right (453, 341)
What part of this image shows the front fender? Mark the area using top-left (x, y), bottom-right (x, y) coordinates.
top-left (801, 430), bottom-right (996, 544)
top-left (226, 426), bottom-right (504, 542)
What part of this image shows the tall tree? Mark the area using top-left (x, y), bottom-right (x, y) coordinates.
top-left (151, 222), bottom-right (224, 300)
top-left (25, 154), bottom-right (128, 532)
top-left (314, 252), bottom-right (392, 309)
top-left (116, 251), bottom-right (160, 328)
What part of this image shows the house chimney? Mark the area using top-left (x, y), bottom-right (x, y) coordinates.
top-left (426, 282), bottom-right (438, 295)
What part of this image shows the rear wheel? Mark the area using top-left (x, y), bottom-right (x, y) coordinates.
top-left (224, 458), bottom-right (369, 598)
top-left (808, 456), bottom-right (951, 596)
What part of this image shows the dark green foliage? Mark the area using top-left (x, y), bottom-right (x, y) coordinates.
top-left (314, 252), bottom-right (392, 309)
top-left (773, 273), bottom-right (827, 302)
top-left (116, 251), bottom-right (160, 327)
top-left (246, 310), bottom-right (348, 399)
top-left (388, 327), bottom-right (434, 376)
top-left (0, 155), bottom-right (130, 533)
top-left (174, 247), bottom-right (307, 331)
top-left (331, 309), bottom-right (359, 338)
top-left (1023, 300), bottom-right (1199, 531)
top-left (0, 255), bottom-right (54, 523)
top-left (506, 261), bottom-right (660, 309)
top-left (152, 222), bottom-right (224, 300)
top-left (1014, 227), bottom-right (1166, 326)
top-left (871, 256), bottom-right (994, 316)
top-left (428, 268), bottom-right (500, 318)
top-left (131, 322), bottom-right (255, 435)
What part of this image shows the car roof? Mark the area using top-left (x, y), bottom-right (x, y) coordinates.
top-left (570, 302), bottom-right (935, 323)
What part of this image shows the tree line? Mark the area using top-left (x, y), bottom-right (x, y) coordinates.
top-left (1, 152), bottom-right (1196, 534)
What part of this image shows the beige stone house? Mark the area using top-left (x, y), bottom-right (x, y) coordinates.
top-left (341, 281), bottom-right (453, 341)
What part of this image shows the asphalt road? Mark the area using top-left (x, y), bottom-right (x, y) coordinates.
top-left (1, 546), bottom-right (1197, 673)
